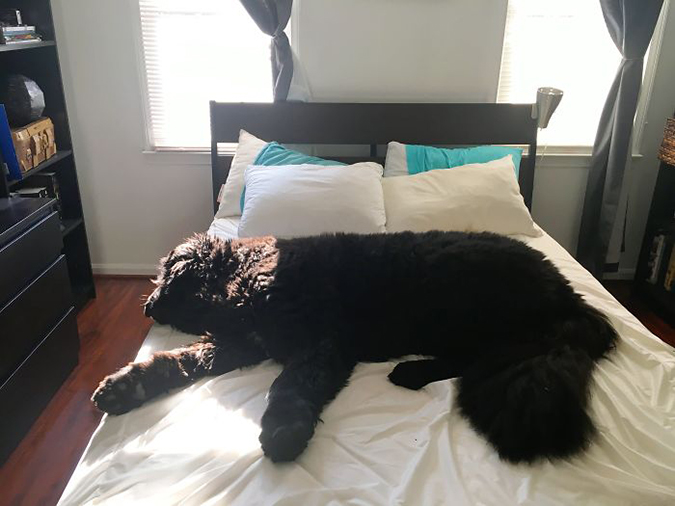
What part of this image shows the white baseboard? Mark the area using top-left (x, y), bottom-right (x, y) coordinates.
top-left (602, 268), bottom-right (636, 281)
top-left (92, 263), bottom-right (158, 276)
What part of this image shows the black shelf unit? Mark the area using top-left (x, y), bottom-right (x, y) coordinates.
top-left (61, 216), bottom-right (83, 237)
top-left (634, 160), bottom-right (675, 325)
top-left (0, 0), bottom-right (94, 311)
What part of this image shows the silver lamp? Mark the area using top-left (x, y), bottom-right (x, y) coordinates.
top-left (532, 87), bottom-right (564, 129)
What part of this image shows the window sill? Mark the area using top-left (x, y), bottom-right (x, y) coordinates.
top-left (531, 145), bottom-right (644, 157)
top-left (142, 149), bottom-right (211, 166)
top-left (533, 147), bottom-right (643, 169)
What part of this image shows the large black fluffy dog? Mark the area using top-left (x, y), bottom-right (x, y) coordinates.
top-left (93, 231), bottom-right (616, 464)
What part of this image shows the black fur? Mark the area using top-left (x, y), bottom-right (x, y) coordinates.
top-left (92, 231), bottom-right (617, 464)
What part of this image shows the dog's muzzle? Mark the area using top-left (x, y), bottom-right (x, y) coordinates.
top-left (144, 289), bottom-right (160, 319)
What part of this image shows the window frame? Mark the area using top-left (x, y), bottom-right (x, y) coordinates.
top-left (632, 0), bottom-right (670, 157)
top-left (132, 0), bottom-right (667, 160)
top-left (133, 0), bottom-right (278, 155)
top-left (496, 0), bottom-right (669, 157)
top-left (132, 0), bottom-right (155, 154)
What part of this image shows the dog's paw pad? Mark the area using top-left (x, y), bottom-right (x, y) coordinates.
top-left (259, 400), bottom-right (315, 462)
top-left (92, 366), bottom-right (146, 415)
top-left (259, 420), bottom-right (314, 462)
top-left (388, 363), bottom-right (429, 390)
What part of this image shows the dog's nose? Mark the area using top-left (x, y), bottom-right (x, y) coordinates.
top-left (144, 299), bottom-right (154, 317)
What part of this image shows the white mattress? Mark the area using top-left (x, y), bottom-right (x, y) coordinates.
top-left (59, 218), bottom-right (675, 506)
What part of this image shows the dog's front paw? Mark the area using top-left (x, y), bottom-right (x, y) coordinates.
top-left (92, 365), bottom-right (148, 415)
top-left (259, 399), bottom-right (316, 462)
top-left (388, 362), bottom-right (430, 390)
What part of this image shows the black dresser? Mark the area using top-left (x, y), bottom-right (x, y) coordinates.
top-left (0, 197), bottom-right (79, 463)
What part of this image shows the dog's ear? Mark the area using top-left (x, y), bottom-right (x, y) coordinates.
top-left (158, 233), bottom-right (229, 289)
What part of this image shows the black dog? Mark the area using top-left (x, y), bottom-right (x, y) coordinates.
top-left (93, 231), bottom-right (616, 464)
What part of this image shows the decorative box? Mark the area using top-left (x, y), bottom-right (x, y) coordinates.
top-left (10, 126), bottom-right (32, 172)
top-left (10, 117), bottom-right (57, 171)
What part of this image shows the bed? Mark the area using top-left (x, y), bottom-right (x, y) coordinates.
top-left (58, 104), bottom-right (675, 505)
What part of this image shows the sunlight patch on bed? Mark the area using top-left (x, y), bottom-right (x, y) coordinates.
top-left (134, 344), bottom-right (154, 362)
top-left (122, 394), bottom-right (261, 457)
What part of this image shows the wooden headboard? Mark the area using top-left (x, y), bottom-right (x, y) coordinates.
top-left (210, 102), bottom-right (538, 213)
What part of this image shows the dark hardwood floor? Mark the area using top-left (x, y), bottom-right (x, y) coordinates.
top-left (0, 276), bottom-right (154, 506)
top-left (603, 280), bottom-right (675, 348)
top-left (0, 278), bottom-right (672, 506)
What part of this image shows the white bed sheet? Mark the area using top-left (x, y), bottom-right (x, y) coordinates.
top-left (59, 218), bottom-right (675, 506)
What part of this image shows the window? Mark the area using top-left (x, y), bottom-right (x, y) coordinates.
top-left (138, 0), bottom-right (273, 150)
top-left (497, 0), bottom-right (622, 147)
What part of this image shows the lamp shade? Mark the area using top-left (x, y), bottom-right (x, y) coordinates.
top-left (658, 117), bottom-right (675, 166)
top-left (535, 87), bottom-right (563, 129)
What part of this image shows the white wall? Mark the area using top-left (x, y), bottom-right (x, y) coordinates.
top-left (52, 0), bottom-right (214, 274)
top-left (51, 0), bottom-right (675, 276)
top-left (296, 0), bottom-right (507, 102)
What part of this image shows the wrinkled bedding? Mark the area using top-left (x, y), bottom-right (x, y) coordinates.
top-left (58, 219), bottom-right (675, 506)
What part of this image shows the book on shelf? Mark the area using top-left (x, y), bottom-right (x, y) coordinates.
top-left (0, 26), bottom-right (41, 44)
top-left (647, 234), bottom-right (667, 284)
top-left (1, 35), bottom-right (42, 44)
top-left (2, 40), bottom-right (43, 46)
top-left (2, 26), bottom-right (36, 34)
top-left (664, 245), bottom-right (675, 292)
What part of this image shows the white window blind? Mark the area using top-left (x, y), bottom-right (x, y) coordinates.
top-left (139, 0), bottom-right (273, 150)
top-left (497, 0), bottom-right (622, 147)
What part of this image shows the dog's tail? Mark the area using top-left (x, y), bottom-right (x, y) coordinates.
top-left (457, 303), bottom-right (617, 463)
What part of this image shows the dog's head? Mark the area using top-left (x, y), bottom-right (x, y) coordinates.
top-left (144, 234), bottom-right (230, 335)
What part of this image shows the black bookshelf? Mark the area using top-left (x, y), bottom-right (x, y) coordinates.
top-left (634, 160), bottom-right (675, 324)
top-left (0, 0), bottom-right (94, 311)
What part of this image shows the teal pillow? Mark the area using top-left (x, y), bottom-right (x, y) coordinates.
top-left (254, 142), bottom-right (345, 167)
top-left (240, 142), bottom-right (346, 211)
top-left (406, 144), bottom-right (523, 177)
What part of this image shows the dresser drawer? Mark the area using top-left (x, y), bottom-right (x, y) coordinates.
top-left (0, 308), bottom-right (78, 463)
top-left (0, 255), bottom-right (72, 382)
top-left (0, 211), bottom-right (62, 308)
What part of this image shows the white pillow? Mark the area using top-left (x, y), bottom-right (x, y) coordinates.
top-left (382, 156), bottom-right (540, 237)
top-left (238, 163), bottom-right (386, 238)
top-left (215, 130), bottom-right (267, 219)
top-left (383, 141), bottom-right (408, 177)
